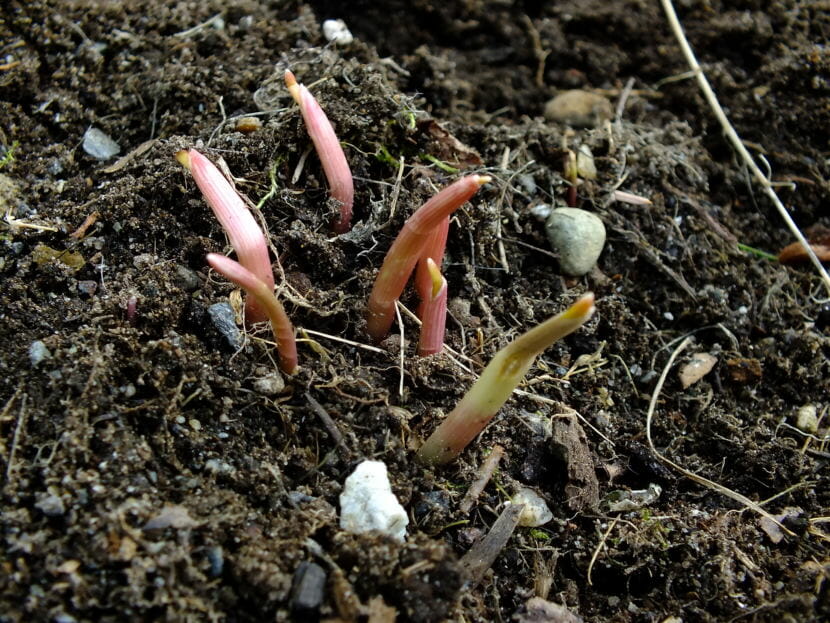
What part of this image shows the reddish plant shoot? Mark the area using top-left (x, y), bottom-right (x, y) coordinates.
top-left (206, 253), bottom-right (298, 375)
top-left (417, 258), bottom-right (448, 356)
top-left (176, 149), bottom-right (274, 324)
top-left (366, 175), bottom-right (490, 342)
top-left (285, 70), bottom-right (354, 234)
top-left (418, 293), bottom-right (596, 465)
top-left (415, 216), bottom-right (449, 304)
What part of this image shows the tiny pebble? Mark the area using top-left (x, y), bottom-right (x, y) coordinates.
top-left (511, 487), bottom-right (553, 527)
top-left (252, 369), bottom-right (285, 395)
top-left (189, 418), bottom-right (202, 431)
top-left (545, 207), bottom-right (606, 276)
top-left (35, 493), bottom-right (66, 517)
top-left (208, 302), bottom-right (243, 349)
top-left (173, 265), bottom-right (200, 291)
top-left (544, 90), bottom-right (613, 128)
top-left (29, 340), bottom-right (51, 367)
top-left (290, 561), bottom-right (327, 613)
top-left (322, 19), bottom-right (354, 45)
top-left (207, 545), bottom-right (224, 577)
top-left (795, 405), bottom-right (818, 434)
top-left (234, 116), bottom-right (262, 134)
top-left (82, 127), bottom-right (121, 160)
top-left (77, 280), bottom-right (98, 296)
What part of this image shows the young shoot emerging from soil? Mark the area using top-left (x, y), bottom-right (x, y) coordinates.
top-left (206, 253), bottom-right (298, 375)
top-left (285, 70), bottom-right (354, 234)
top-left (417, 258), bottom-right (448, 356)
top-left (366, 175), bottom-right (490, 342)
top-left (418, 293), bottom-right (596, 465)
top-left (176, 149), bottom-right (274, 324)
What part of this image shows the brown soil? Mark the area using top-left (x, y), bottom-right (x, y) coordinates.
top-left (1, 1), bottom-right (829, 621)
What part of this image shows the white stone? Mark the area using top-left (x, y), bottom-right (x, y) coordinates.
top-left (322, 19), bottom-right (354, 45)
top-left (511, 487), bottom-right (553, 527)
top-left (795, 405), bottom-right (818, 434)
top-left (82, 127), bottom-right (120, 160)
top-left (339, 460), bottom-right (408, 542)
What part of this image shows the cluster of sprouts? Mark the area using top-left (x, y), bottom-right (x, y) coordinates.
top-left (177, 69), bottom-right (595, 465)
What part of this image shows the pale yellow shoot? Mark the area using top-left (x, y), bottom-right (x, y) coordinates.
top-left (418, 293), bottom-right (596, 465)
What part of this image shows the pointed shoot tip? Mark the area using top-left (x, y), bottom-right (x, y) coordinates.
top-left (562, 293), bottom-right (596, 321)
top-left (284, 70), bottom-right (301, 104)
top-left (175, 149), bottom-right (192, 170)
top-left (476, 175), bottom-right (492, 186)
top-left (425, 258), bottom-right (445, 299)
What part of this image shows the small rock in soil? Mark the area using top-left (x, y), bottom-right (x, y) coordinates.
top-left (28, 340), bottom-right (51, 366)
top-left (82, 127), bottom-right (121, 160)
top-left (339, 460), bottom-right (408, 542)
top-left (544, 90), bottom-right (612, 128)
top-left (252, 366), bottom-right (285, 395)
top-left (512, 487), bottom-right (553, 527)
top-left (208, 302), bottom-right (243, 349)
top-left (35, 493), bottom-right (65, 517)
top-left (795, 404), bottom-right (818, 434)
top-left (679, 352), bottom-right (718, 388)
top-left (290, 561), bottom-right (327, 614)
top-left (545, 208), bottom-right (606, 277)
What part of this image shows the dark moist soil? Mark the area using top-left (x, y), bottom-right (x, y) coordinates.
top-left (1, 1), bottom-right (829, 622)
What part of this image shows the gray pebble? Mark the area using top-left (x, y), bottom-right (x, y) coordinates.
top-left (29, 340), bottom-right (51, 367)
top-left (35, 493), bottom-right (65, 517)
top-left (82, 127), bottom-right (121, 160)
top-left (544, 90), bottom-right (613, 128)
top-left (173, 265), bottom-right (200, 291)
top-left (208, 302), bottom-right (243, 349)
top-left (545, 207), bottom-right (606, 276)
top-left (206, 545), bottom-right (224, 577)
top-left (290, 561), bottom-right (327, 613)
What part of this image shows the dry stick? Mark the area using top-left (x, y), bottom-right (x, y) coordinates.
top-left (305, 392), bottom-right (349, 454)
top-left (586, 517), bottom-right (619, 586)
top-left (659, 0), bottom-right (830, 297)
top-left (646, 337), bottom-right (795, 537)
top-left (459, 503), bottom-right (525, 588)
top-left (459, 445), bottom-right (505, 513)
top-left (4, 393), bottom-right (27, 486)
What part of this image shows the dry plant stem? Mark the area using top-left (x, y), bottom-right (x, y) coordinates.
top-left (646, 336), bottom-right (794, 537)
top-left (417, 258), bottom-right (448, 356)
top-left (285, 70), bottom-right (354, 234)
top-left (459, 502), bottom-right (524, 587)
top-left (366, 175), bottom-right (490, 342)
top-left (659, 0), bottom-right (830, 297)
top-left (207, 253), bottom-right (298, 375)
top-left (418, 294), bottom-right (595, 465)
top-left (177, 149), bottom-right (274, 323)
top-left (459, 445), bottom-right (504, 513)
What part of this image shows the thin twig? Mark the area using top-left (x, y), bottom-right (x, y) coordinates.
top-left (646, 337), bottom-right (795, 537)
top-left (660, 0), bottom-right (830, 297)
top-left (587, 517), bottom-right (618, 586)
top-left (459, 445), bottom-right (505, 513)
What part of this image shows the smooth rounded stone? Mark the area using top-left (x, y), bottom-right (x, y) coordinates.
top-left (82, 127), bottom-right (121, 160)
top-left (545, 208), bottom-right (606, 276)
top-left (544, 90), bottom-right (613, 128)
